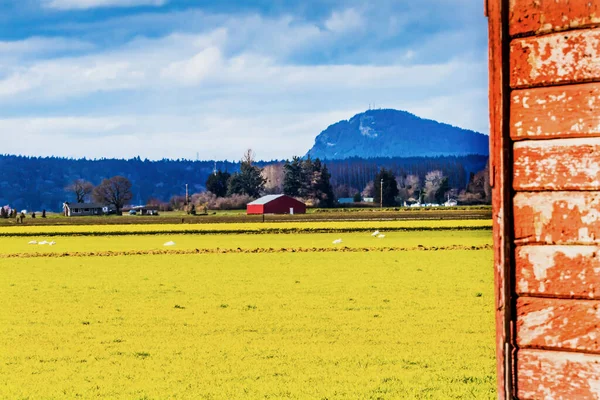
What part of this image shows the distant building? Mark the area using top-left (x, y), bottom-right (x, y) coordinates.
top-left (337, 198), bottom-right (354, 204)
top-left (63, 202), bottom-right (104, 217)
top-left (247, 194), bottom-right (306, 215)
top-left (363, 197), bottom-right (374, 203)
top-left (444, 199), bottom-right (458, 207)
top-left (122, 205), bottom-right (160, 215)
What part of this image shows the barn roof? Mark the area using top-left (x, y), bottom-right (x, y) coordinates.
top-left (247, 194), bottom-right (286, 205)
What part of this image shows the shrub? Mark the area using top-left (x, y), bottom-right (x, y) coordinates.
top-left (191, 192), bottom-right (253, 210)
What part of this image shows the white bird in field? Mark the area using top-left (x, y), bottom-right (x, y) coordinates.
top-left (371, 230), bottom-right (380, 237)
top-left (163, 241), bottom-right (176, 246)
top-left (332, 239), bottom-right (343, 245)
top-left (377, 234), bottom-right (386, 239)
top-left (38, 240), bottom-right (48, 245)
top-left (28, 240), bottom-right (37, 245)
top-left (49, 241), bottom-right (56, 246)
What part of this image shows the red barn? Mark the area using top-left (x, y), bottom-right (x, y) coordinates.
top-left (246, 195), bottom-right (306, 215)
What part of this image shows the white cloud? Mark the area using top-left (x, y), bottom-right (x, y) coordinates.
top-left (325, 8), bottom-right (364, 33)
top-left (0, 37), bottom-right (93, 56)
top-left (161, 47), bottom-right (223, 85)
top-left (44, 0), bottom-right (167, 10)
top-left (0, 24), bottom-right (479, 102)
top-left (1, 6), bottom-right (489, 160)
top-left (0, 110), bottom-right (355, 160)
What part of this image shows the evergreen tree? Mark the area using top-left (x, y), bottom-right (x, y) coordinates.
top-left (284, 157), bottom-right (335, 207)
top-left (313, 163), bottom-right (335, 207)
top-left (300, 156), bottom-right (314, 198)
top-left (226, 149), bottom-right (265, 198)
top-left (435, 177), bottom-right (450, 204)
top-left (226, 173), bottom-right (245, 196)
top-left (206, 171), bottom-right (231, 197)
top-left (374, 168), bottom-right (399, 207)
top-left (283, 156), bottom-right (304, 197)
top-left (305, 159), bottom-right (335, 207)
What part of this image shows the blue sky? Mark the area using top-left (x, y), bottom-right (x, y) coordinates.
top-left (0, 0), bottom-right (488, 160)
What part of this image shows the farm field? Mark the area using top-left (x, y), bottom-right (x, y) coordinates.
top-left (0, 230), bottom-right (492, 255)
top-left (0, 207), bottom-right (492, 226)
top-left (0, 222), bottom-right (495, 399)
top-left (0, 219), bottom-right (491, 236)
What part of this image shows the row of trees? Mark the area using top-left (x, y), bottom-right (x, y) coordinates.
top-left (205, 150), bottom-right (265, 198)
top-left (203, 151), bottom-right (335, 208)
top-left (282, 157), bottom-right (335, 207)
top-left (339, 165), bottom-right (490, 207)
top-left (66, 176), bottom-right (133, 214)
top-left (64, 151), bottom-right (489, 213)
top-left (363, 169), bottom-right (446, 207)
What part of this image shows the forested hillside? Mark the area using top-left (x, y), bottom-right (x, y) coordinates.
top-left (0, 154), bottom-right (488, 211)
top-left (307, 109), bottom-right (489, 159)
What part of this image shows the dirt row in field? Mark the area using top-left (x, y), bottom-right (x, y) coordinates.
top-left (0, 244), bottom-right (493, 258)
top-left (0, 225), bottom-right (491, 237)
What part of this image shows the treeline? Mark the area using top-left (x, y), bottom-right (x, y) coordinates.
top-left (0, 153), bottom-right (488, 211)
top-left (325, 155), bottom-right (486, 191)
top-left (180, 154), bottom-right (335, 212)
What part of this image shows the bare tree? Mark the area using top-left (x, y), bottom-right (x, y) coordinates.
top-left (424, 170), bottom-right (448, 203)
top-left (404, 175), bottom-right (421, 199)
top-left (243, 148), bottom-right (255, 165)
top-left (261, 163), bottom-right (285, 194)
top-left (65, 179), bottom-right (94, 203)
top-left (362, 181), bottom-right (375, 198)
top-left (92, 176), bottom-right (133, 214)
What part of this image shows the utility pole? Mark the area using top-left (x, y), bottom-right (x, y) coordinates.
top-left (185, 184), bottom-right (189, 206)
top-left (380, 178), bottom-right (383, 208)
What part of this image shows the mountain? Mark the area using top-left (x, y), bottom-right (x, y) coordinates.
top-left (305, 109), bottom-right (489, 159)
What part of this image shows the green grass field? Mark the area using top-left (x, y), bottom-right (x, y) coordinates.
top-left (0, 222), bottom-right (496, 399)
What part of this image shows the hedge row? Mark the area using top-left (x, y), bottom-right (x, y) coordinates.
top-left (0, 225), bottom-right (492, 237)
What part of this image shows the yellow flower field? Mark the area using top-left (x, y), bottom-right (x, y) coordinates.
top-left (0, 219), bottom-right (491, 236)
top-left (0, 221), bottom-right (495, 398)
top-left (0, 230), bottom-right (492, 255)
top-left (1, 252), bottom-right (495, 398)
